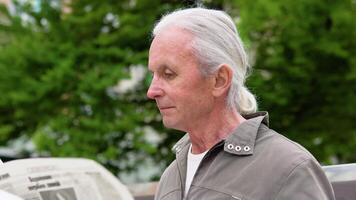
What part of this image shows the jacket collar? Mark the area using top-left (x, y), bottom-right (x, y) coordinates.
top-left (223, 111), bottom-right (269, 156)
top-left (172, 134), bottom-right (190, 154)
top-left (172, 111), bottom-right (269, 156)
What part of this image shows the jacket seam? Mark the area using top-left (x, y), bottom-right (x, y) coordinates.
top-left (273, 158), bottom-right (310, 199)
top-left (191, 184), bottom-right (246, 199)
top-left (159, 188), bottom-right (181, 199)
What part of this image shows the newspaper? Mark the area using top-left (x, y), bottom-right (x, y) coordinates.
top-left (0, 190), bottom-right (23, 200)
top-left (0, 158), bottom-right (134, 200)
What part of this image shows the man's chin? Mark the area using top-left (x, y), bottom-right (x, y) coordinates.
top-left (162, 118), bottom-right (178, 129)
top-left (162, 120), bottom-right (174, 128)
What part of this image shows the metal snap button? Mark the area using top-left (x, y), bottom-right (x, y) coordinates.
top-left (175, 145), bottom-right (181, 152)
top-left (227, 144), bottom-right (234, 150)
top-left (244, 146), bottom-right (251, 152)
top-left (235, 145), bottom-right (242, 152)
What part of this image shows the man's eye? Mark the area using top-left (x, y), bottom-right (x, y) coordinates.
top-left (163, 69), bottom-right (175, 79)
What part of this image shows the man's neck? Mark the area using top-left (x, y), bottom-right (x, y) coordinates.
top-left (187, 108), bottom-right (246, 154)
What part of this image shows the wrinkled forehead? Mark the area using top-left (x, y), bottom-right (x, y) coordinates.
top-left (150, 26), bottom-right (194, 53)
top-left (149, 27), bottom-right (197, 63)
top-left (148, 27), bottom-right (203, 75)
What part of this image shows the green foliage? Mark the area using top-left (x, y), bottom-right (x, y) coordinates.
top-left (0, 0), bottom-right (194, 182)
top-left (234, 0), bottom-right (356, 164)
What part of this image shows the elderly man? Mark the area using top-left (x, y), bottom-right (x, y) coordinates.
top-left (147, 8), bottom-right (335, 200)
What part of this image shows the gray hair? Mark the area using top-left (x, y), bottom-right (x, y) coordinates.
top-left (152, 8), bottom-right (257, 114)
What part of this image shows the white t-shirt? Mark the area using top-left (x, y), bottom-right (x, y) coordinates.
top-left (183, 144), bottom-right (209, 200)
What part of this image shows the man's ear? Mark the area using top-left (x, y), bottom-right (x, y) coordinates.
top-left (212, 64), bottom-right (233, 97)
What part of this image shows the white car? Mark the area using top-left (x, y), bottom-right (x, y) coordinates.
top-left (323, 163), bottom-right (356, 200)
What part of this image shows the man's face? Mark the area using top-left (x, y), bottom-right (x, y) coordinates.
top-left (147, 28), bottom-right (214, 131)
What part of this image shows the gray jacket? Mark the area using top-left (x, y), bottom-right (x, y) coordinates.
top-left (155, 112), bottom-right (335, 200)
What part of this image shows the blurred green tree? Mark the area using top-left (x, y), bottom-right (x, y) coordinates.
top-left (233, 0), bottom-right (356, 164)
top-left (0, 0), bottom-right (196, 182)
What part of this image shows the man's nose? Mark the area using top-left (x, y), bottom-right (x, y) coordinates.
top-left (147, 77), bottom-right (163, 99)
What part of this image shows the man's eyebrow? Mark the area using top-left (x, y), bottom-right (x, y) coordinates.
top-left (149, 64), bottom-right (171, 73)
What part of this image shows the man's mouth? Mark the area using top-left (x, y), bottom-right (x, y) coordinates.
top-left (159, 106), bottom-right (174, 110)
top-left (158, 105), bottom-right (175, 112)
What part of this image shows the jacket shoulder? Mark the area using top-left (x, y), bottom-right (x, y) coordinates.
top-left (258, 126), bottom-right (318, 164)
top-left (257, 128), bottom-right (335, 199)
